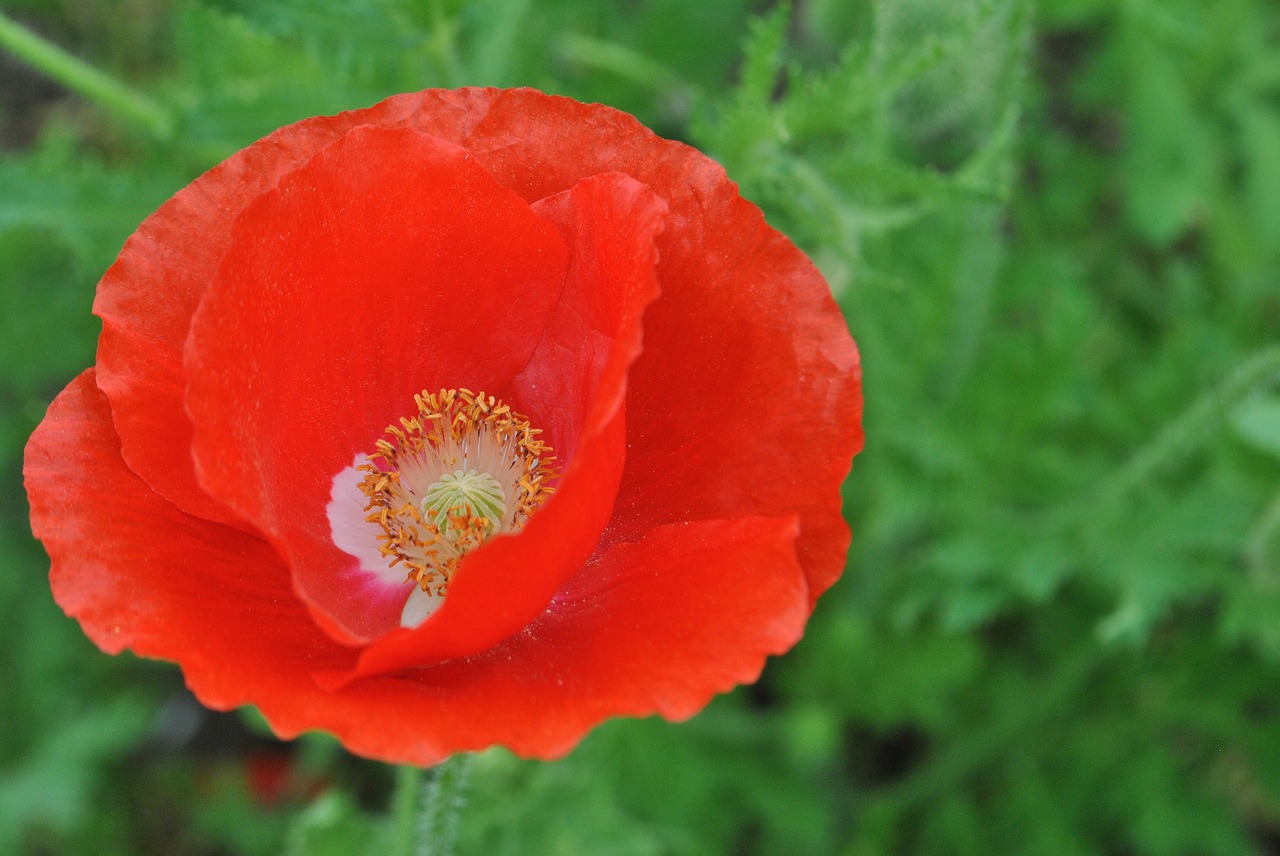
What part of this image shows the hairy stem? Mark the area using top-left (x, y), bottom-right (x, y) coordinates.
top-left (418, 754), bottom-right (471, 856)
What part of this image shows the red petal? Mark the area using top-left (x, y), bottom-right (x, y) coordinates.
top-left (94, 113), bottom-right (364, 527)
top-left (24, 370), bottom-right (352, 680)
top-left (297, 516), bottom-right (807, 765)
top-left (24, 373), bottom-right (806, 767)
top-left (612, 208), bottom-right (862, 603)
top-left (380, 89), bottom-right (864, 600)
top-left (507, 172), bottom-right (667, 462)
top-left (326, 172), bottom-right (666, 676)
top-left (97, 87), bottom-right (861, 610)
top-left (184, 126), bottom-right (570, 642)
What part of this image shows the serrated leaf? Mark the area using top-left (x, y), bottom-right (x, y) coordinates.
top-left (738, 4), bottom-right (789, 106)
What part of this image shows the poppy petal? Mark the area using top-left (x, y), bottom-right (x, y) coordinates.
top-left (184, 125), bottom-right (571, 643)
top-left (92, 94), bottom-right (442, 530)
top-left (94, 116), bottom-right (358, 528)
top-left (325, 171), bottom-right (666, 677)
top-left (290, 515), bottom-right (806, 765)
top-left (370, 89), bottom-right (864, 600)
top-left (614, 211), bottom-right (862, 603)
top-left (25, 372), bottom-right (807, 766)
top-left (25, 371), bottom-right (348, 679)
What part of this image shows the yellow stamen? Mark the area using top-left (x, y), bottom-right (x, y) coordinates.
top-left (357, 388), bottom-right (557, 600)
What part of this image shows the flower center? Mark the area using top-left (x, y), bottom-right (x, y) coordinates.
top-left (358, 388), bottom-right (557, 605)
top-left (421, 469), bottom-right (506, 541)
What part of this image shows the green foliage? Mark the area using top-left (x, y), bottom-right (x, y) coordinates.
top-left (2, 0), bottom-right (1279, 853)
top-left (282, 791), bottom-right (389, 856)
top-left (1235, 394), bottom-right (1280, 460)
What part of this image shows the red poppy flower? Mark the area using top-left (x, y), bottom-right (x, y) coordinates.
top-left (24, 88), bottom-right (862, 765)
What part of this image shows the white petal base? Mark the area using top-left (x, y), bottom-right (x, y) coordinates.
top-left (329, 455), bottom-right (437, 628)
top-left (400, 585), bottom-right (444, 628)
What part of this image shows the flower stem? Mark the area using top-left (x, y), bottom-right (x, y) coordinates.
top-left (0, 10), bottom-right (173, 139)
top-left (417, 754), bottom-right (471, 856)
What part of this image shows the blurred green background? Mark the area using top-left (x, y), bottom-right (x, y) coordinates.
top-left (2, 0), bottom-right (1280, 853)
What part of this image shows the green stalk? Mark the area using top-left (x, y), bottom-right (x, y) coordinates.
top-left (418, 754), bottom-right (471, 856)
top-left (0, 10), bottom-right (173, 139)
top-left (1091, 343), bottom-right (1280, 515)
top-left (558, 33), bottom-right (686, 93)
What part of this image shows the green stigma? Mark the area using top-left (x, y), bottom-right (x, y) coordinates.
top-left (420, 468), bottom-right (507, 539)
